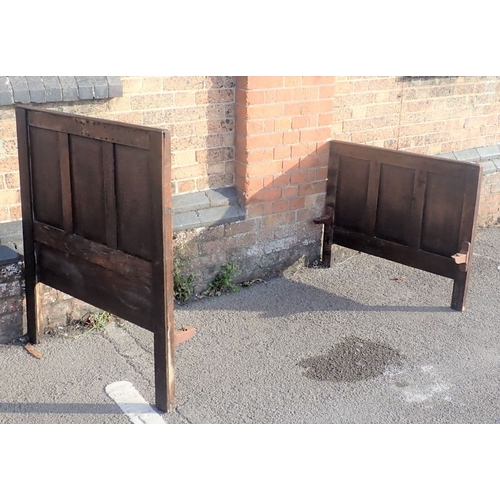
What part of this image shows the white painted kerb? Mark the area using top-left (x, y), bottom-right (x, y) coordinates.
top-left (105, 381), bottom-right (166, 424)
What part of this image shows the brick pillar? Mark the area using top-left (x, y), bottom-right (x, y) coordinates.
top-left (235, 76), bottom-right (335, 220)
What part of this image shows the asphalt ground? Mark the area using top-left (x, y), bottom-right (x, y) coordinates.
top-left (1, 226), bottom-right (500, 425)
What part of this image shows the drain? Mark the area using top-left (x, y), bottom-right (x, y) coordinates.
top-left (299, 336), bottom-right (404, 382)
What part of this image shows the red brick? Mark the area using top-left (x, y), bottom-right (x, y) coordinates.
top-left (298, 181), bottom-right (326, 196)
top-left (282, 185), bottom-right (299, 198)
top-left (8, 205), bottom-right (21, 220)
top-left (245, 104), bottom-right (284, 119)
top-left (247, 188), bottom-right (282, 203)
top-left (284, 103), bottom-right (302, 115)
top-left (274, 145), bottom-right (291, 160)
top-left (315, 166), bottom-right (328, 180)
top-left (319, 113), bottom-right (334, 126)
top-left (243, 133), bottom-right (283, 149)
top-left (302, 100), bottom-right (332, 114)
top-left (292, 116), bottom-right (308, 129)
top-left (282, 159), bottom-right (299, 172)
top-left (299, 153), bottom-right (328, 170)
top-left (243, 120), bottom-right (265, 135)
top-left (300, 127), bottom-right (331, 142)
top-left (245, 204), bottom-right (264, 217)
top-left (291, 143), bottom-right (310, 158)
top-left (285, 76), bottom-right (302, 87)
top-left (290, 197), bottom-right (306, 210)
top-left (275, 117), bottom-right (292, 131)
top-left (245, 76), bottom-right (285, 89)
top-left (236, 89), bottom-right (265, 105)
top-left (319, 85), bottom-right (335, 99)
top-left (275, 88), bottom-right (294, 102)
top-left (291, 171), bottom-right (307, 184)
top-left (283, 131), bottom-right (300, 144)
top-left (246, 161), bottom-right (282, 178)
top-left (303, 76), bottom-right (335, 85)
top-left (243, 177), bottom-right (265, 191)
top-left (273, 200), bottom-right (290, 213)
top-left (272, 173), bottom-right (291, 188)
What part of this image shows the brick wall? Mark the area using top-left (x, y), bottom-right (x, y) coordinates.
top-left (332, 76), bottom-right (500, 155)
top-left (2, 75), bottom-right (500, 343)
top-left (0, 76), bottom-right (236, 222)
top-left (173, 76), bottom-right (337, 287)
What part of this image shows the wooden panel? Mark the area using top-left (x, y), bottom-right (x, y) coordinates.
top-left (375, 163), bottom-right (415, 245)
top-left (38, 245), bottom-right (154, 331)
top-left (115, 144), bottom-right (153, 261)
top-left (26, 107), bottom-right (151, 149)
top-left (335, 155), bottom-right (370, 232)
top-left (70, 135), bottom-right (107, 244)
top-left (17, 105), bottom-right (175, 411)
top-left (321, 140), bottom-right (482, 311)
top-left (29, 127), bottom-right (63, 229)
top-left (334, 227), bottom-right (457, 279)
top-left (333, 140), bottom-right (478, 177)
top-left (33, 222), bottom-right (152, 285)
top-left (420, 172), bottom-right (465, 257)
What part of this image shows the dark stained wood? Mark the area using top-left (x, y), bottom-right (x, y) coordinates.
top-left (451, 166), bottom-right (483, 311)
top-left (16, 107), bottom-right (40, 344)
top-left (30, 127), bottom-right (63, 229)
top-left (25, 106), bottom-right (151, 150)
top-left (330, 140), bottom-right (478, 177)
top-left (336, 155), bottom-right (370, 232)
top-left (321, 142), bottom-right (340, 266)
top-left (70, 135), bottom-right (107, 245)
top-left (58, 132), bottom-right (73, 233)
top-left (420, 172), bottom-right (465, 257)
top-left (148, 129), bottom-right (175, 413)
top-left (16, 105), bottom-right (176, 411)
top-left (375, 163), bottom-right (415, 245)
top-left (407, 169), bottom-right (428, 249)
top-left (321, 140), bottom-right (482, 310)
top-left (115, 144), bottom-right (153, 261)
top-left (102, 142), bottom-right (118, 249)
top-left (333, 227), bottom-right (457, 279)
top-left (38, 245), bottom-right (154, 331)
top-left (33, 222), bottom-right (153, 285)
top-left (364, 160), bottom-right (381, 236)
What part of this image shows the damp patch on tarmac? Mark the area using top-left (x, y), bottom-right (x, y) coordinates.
top-left (298, 336), bottom-right (405, 382)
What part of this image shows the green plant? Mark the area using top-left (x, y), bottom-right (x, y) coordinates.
top-left (174, 253), bottom-right (196, 303)
top-left (202, 261), bottom-right (240, 297)
top-left (85, 311), bottom-right (112, 332)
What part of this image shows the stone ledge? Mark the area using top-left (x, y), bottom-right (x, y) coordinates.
top-left (173, 186), bottom-right (245, 231)
top-left (437, 145), bottom-right (500, 173)
top-left (0, 76), bottom-right (123, 106)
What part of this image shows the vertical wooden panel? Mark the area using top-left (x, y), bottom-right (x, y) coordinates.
top-left (115, 144), bottom-right (153, 260)
top-left (30, 127), bottom-right (63, 229)
top-left (102, 142), bottom-right (118, 249)
top-left (364, 160), bottom-right (381, 236)
top-left (58, 132), bottom-right (73, 233)
top-left (451, 166), bottom-right (483, 311)
top-left (70, 135), bottom-right (106, 244)
top-left (335, 155), bottom-right (370, 232)
top-left (16, 108), bottom-right (40, 344)
top-left (408, 169), bottom-right (428, 249)
top-left (149, 130), bottom-right (175, 413)
top-left (420, 172), bottom-right (465, 257)
top-left (375, 163), bottom-right (415, 245)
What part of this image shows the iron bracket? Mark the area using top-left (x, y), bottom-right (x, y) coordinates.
top-left (313, 206), bottom-right (333, 225)
top-left (451, 241), bottom-right (471, 272)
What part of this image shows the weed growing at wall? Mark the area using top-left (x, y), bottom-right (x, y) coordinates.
top-left (174, 253), bottom-right (196, 304)
top-left (202, 261), bottom-right (239, 297)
